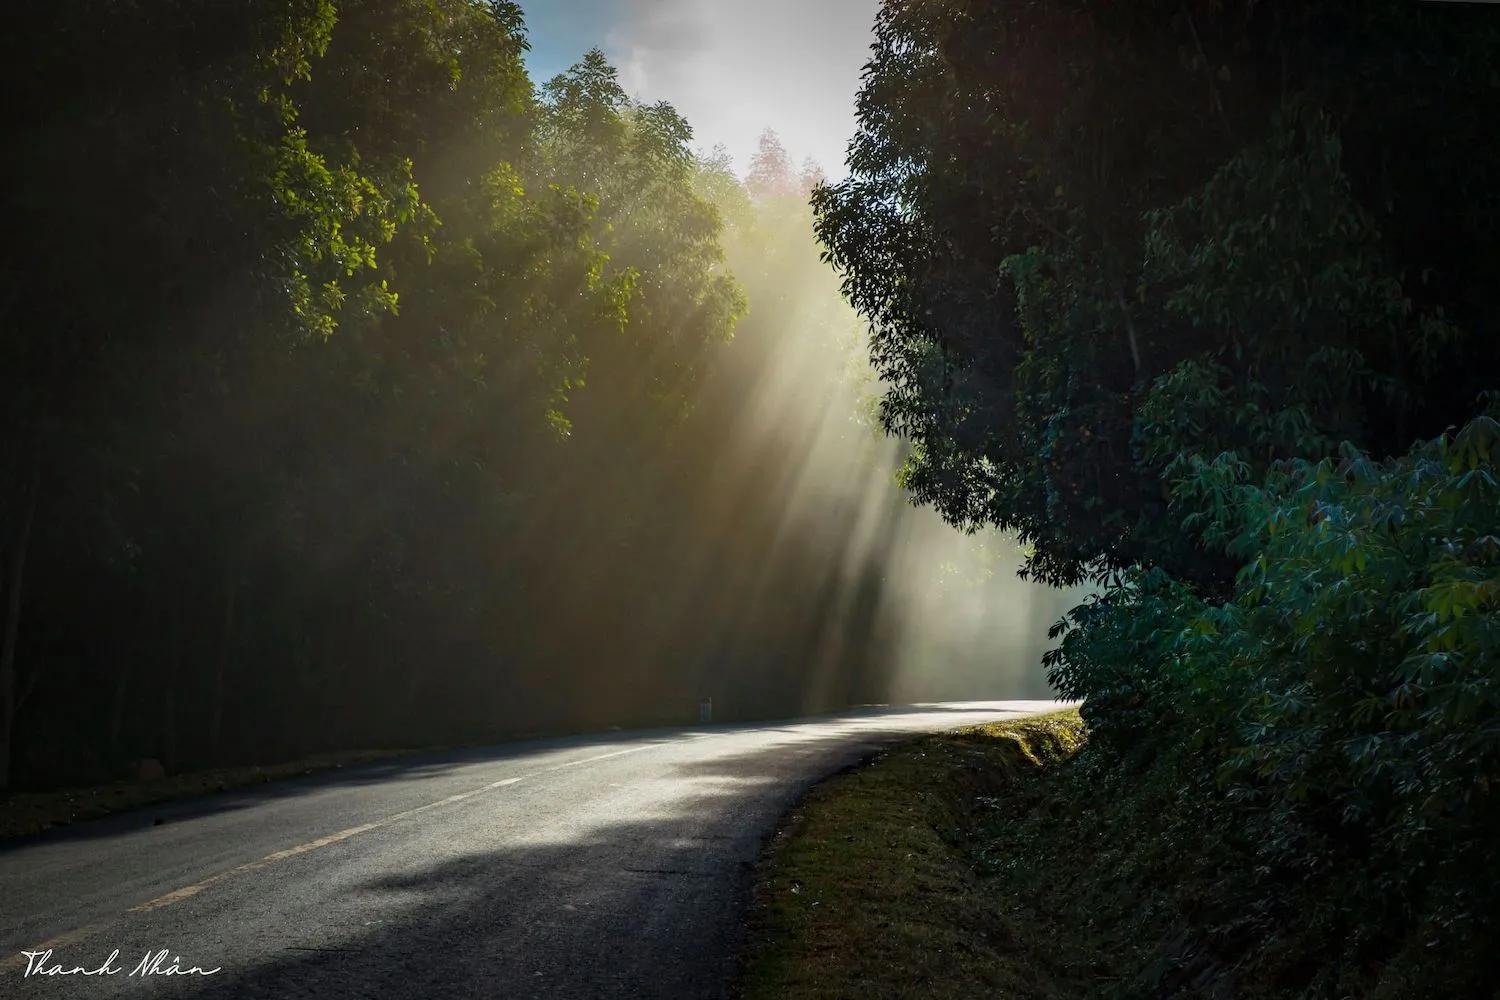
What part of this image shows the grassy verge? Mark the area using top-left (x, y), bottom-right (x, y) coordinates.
top-left (0, 748), bottom-right (433, 840)
top-left (738, 707), bottom-right (1493, 1000)
top-left (737, 709), bottom-right (1090, 1000)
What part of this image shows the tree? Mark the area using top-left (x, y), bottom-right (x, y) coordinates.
top-left (813, 0), bottom-right (1500, 590)
top-left (814, 3), bottom-right (1500, 988)
top-left (797, 157), bottom-right (827, 199)
top-left (747, 128), bottom-right (796, 201)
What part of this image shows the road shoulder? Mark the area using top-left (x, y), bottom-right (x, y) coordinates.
top-left (735, 709), bottom-right (1086, 1000)
top-left (0, 748), bottom-right (435, 841)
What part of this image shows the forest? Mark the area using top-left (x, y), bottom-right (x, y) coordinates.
top-left (813, 0), bottom-right (1500, 994)
top-left (0, 0), bottom-right (1070, 794)
top-left (6, 0), bottom-right (1500, 989)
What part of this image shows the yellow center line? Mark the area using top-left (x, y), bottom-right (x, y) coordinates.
top-left (8, 741), bottom-right (663, 966)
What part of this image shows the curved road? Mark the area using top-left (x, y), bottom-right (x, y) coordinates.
top-left (0, 701), bottom-right (1062, 999)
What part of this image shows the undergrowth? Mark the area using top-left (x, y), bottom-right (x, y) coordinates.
top-left (743, 683), bottom-right (1500, 999)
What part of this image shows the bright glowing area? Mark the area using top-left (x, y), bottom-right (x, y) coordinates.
top-left (523, 0), bottom-right (878, 178)
top-left (667, 179), bottom-right (1077, 710)
top-left (4, 1), bottom-right (1082, 801)
top-left (509, 3), bottom-right (1081, 714)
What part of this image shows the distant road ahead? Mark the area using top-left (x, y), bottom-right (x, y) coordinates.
top-left (0, 701), bottom-right (1065, 999)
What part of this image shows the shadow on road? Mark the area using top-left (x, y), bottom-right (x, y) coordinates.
top-left (0, 732), bottom-right (681, 855)
top-left (0, 703), bottom-right (1067, 855)
top-left (3, 708), bottom-right (1067, 999)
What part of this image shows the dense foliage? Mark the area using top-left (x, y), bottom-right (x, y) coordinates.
top-left (1044, 415), bottom-right (1500, 994)
top-left (1, 1), bottom-right (1071, 793)
top-left (819, 0), bottom-right (1500, 992)
top-left (816, 0), bottom-right (1499, 591)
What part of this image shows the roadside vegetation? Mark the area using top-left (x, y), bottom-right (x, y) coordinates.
top-left (744, 691), bottom-right (1495, 999)
top-left (798, 0), bottom-right (1500, 995)
top-left (739, 711), bottom-right (1088, 1000)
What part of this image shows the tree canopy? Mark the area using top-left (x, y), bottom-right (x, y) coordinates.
top-left (814, 0), bottom-right (1500, 590)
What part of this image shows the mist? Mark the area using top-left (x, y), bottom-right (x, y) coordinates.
top-left (673, 145), bottom-right (1075, 711)
top-left (524, 0), bottom-right (877, 182)
top-left (0, 4), bottom-right (1074, 795)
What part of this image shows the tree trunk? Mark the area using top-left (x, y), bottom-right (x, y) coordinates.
top-left (1117, 292), bottom-right (1144, 384)
top-left (162, 669), bottom-right (177, 773)
top-left (163, 596), bottom-right (182, 771)
top-left (209, 574), bottom-right (236, 763)
top-left (0, 459), bottom-right (41, 792)
top-left (109, 660), bottom-right (132, 759)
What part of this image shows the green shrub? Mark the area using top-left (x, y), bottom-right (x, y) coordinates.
top-left (1046, 412), bottom-right (1500, 991)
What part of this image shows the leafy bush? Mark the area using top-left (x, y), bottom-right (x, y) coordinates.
top-left (1046, 411), bottom-right (1500, 990)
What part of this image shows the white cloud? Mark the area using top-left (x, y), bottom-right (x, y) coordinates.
top-left (601, 0), bottom-right (879, 180)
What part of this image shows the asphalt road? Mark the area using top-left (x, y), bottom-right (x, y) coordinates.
top-left (0, 701), bottom-right (1063, 999)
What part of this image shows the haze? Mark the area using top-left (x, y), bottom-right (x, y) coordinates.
top-left (522, 0), bottom-right (877, 178)
top-left (0, 0), bottom-right (1072, 793)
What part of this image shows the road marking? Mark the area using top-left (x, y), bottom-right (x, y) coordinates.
top-left (3, 715), bottom-right (1046, 970)
top-left (129, 776), bottom-right (526, 914)
top-left (542, 746), bottom-right (650, 771)
top-left (9, 741), bottom-right (667, 963)
top-left (7, 774), bottom-right (530, 966)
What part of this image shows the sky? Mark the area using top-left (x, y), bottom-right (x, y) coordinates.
top-left (519, 0), bottom-right (880, 181)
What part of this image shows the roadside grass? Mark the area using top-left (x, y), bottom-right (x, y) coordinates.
top-left (0, 748), bottom-right (432, 840)
top-left (737, 709), bottom-right (1095, 1000)
top-left (736, 707), bottom-right (1475, 1000)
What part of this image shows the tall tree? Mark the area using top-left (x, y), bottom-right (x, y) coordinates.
top-left (747, 128), bottom-right (796, 201)
top-left (813, 0), bottom-right (1500, 589)
top-left (797, 157), bottom-right (827, 198)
